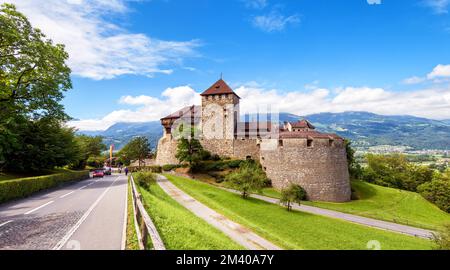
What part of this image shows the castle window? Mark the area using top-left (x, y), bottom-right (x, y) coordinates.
top-left (246, 155), bottom-right (252, 160)
top-left (279, 140), bottom-right (284, 147)
top-left (329, 139), bottom-right (334, 147)
top-left (307, 139), bottom-right (313, 148)
top-left (261, 156), bottom-right (265, 161)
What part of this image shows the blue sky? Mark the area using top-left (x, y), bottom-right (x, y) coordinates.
top-left (4, 0), bottom-right (450, 130)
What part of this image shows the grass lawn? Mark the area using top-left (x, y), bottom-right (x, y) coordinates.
top-left (136, 175), bottom-right (243, 250)
top-left (126, 178), bottom-right (140, 250)
top-left (259, 181), bottom-right (450, 231)
top-left (165, 174), bottom-right (435, 250)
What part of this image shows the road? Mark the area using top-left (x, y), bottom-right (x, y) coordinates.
top-left (0, 174), bottom-right (128, 250)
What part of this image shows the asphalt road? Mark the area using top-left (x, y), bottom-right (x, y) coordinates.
top-left (0, 174), bottom-right (128, 250)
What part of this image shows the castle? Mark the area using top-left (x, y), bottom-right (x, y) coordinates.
top-left (156, 79), bottom-right (351, 202)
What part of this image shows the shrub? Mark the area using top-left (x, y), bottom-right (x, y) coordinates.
top-left (0, 170), bottom-right (89, 203)
top-left (433, 224), bottom-right (450, 250)
top-left (225, 160), bottom-right (267, 199)
top-left (128, 166), bottom-right (162, 173)
top-left (162, 164), bottom-right (182, 172)
top-left (279, 184), bottom-right (306, 211)
top-left (417, 180), bottom-right (450, 213)
top-left (133, 172), bottom-right (156, 190)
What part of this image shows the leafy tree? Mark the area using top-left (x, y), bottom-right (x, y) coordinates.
top-left (0, 4), bottom-right (73, 173)
top-left (279, 184), bottom-right (306, 211)
top-left (0, 3), bottom-right (71, 120)
top-left (70, 135), bottom-right (107, 169)
top-left (120, 137), bottom-right (151, 167)
top-left (417, 180), bottom-right (450, 213)
top-left (4, 118), bottom-right (79, 172)
top-left (225, 160), bottom-right (267, 199)
top-left (344, 139), bottom-right (363, 179)
top-left (432, 224), bottom-right (450, 250)
top-left (362, 154), bottom-right (433, 192)
top-left (175, 137), bottom-right (209, 169)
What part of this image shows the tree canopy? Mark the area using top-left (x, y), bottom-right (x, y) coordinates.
top-left (279, 184), bottom-right (306, 211)
top-left (120, 137), bottom-right (151, 167)
top-left (0, 3), bottom-right (71, 121)
top-left (0, 4), bottom-right (78, 173)
top-left (225, 160), bottom-right (267, 199)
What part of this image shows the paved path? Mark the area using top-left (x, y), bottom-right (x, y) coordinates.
top-left (0, 174), bottom-right (128, 250)
top-left (156, 175), bottom-right (281, 250)
top-left (221, 187), bottom-right (435, 239)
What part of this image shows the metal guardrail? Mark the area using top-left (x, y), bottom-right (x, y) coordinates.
top-left (129, 174), bottom-right (166, 250)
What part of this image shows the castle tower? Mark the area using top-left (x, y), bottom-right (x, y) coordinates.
top-left (200, 79), bottom-right (240, 140)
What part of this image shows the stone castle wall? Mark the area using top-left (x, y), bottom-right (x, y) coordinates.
top-left (260, 138), bottom-right (351, 202)
top-left (155, 135), bottom-right (351, 202)
top-left (155, 135), bottom-right (179, 165)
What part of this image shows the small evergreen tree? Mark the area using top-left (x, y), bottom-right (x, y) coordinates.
top-left (279, 184), bottom-right (306, 211)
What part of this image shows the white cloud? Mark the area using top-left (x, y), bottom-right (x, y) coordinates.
top-left (235, 84), bottom-right (450, 120)
top-left (2, 0), bottom-right (200, 80)
top-left (68, 86), bottom-right (201, 130)
top-left (402, 76), bottom-right (426, 85)
top-left (252, 11), bottom-right (300, 32)
top-left (423, 0), bottom-right (449, 14)
top-left (70, 82), bottom-right (450, 131)
top-left (367, 0), bottom-right (382, 5)
top-left (427, 64), bottom-right (450, 79)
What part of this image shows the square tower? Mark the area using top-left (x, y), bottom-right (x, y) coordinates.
top-left (200, 79), bottom-right (240, 139)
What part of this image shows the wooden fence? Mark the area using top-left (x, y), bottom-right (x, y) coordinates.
top-left (129, 174), bottom-right (165, 250)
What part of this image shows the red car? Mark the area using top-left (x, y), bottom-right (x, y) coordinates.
top-left (92, 169), bottom-right (104, 178)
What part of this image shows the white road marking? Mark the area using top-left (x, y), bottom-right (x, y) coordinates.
top-left (0, 220), bottom-right (13, 227)
top-left (78, 185), bottom-right (89, 191)
top-left (53, 176), bottom-right (121, 250)
top-left (24, 201), bottom-right (54, 215)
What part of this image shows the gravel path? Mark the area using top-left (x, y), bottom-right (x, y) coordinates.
top-left (156, 175), bottom-right (281, 250)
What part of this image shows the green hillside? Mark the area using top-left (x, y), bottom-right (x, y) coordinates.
top-left (165, 174), bottom-right (434, 250)
top-left (262, 180), bottom-right (450, 231)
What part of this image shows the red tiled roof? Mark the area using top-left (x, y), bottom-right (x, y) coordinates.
top-left (200, 79), bottom-right (240, 99)
top-left (290, 119), bottom-right (315, 129)
top-left (161, 105), bottom-right (201, 120)
top-left (279, 130), bottom-right (342, 140)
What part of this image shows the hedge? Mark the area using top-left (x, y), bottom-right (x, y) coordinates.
top-left (0, 170), bottom-right (89, 203)
top-left (128, 165), bottom-right (162, 173)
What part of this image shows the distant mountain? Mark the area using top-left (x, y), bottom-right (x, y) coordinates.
top-left (298, 112), bottom-right (450, 150)
top-left (78, 111), bottom-right (450, 151)
top-left (78, 121), bottom-right (163, 150)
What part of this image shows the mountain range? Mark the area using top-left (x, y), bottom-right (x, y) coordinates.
top-left (78, 111), bottom-right (450, 151)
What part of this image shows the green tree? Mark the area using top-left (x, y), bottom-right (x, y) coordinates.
top-left (344, 139), bottom-right (363, 179)
top-left (120, 137), bottom-right (151, 167)
top-left (0, 3), bottom-right (71, 120)
top-left (0, 4), bottom-right (73, 172)
top-left (225, 160), bottom-right (267, 199)
top-left (363, 154), bottom-right (434, 192)
top-left (71, 135), bottom-right (107, 169)
top-left (417, 180), bottom-right (450, 213)
top-left (175, 137), bottom-right (208, 169)
top-left (279, 184), bottom-right (306, 211)
top-left (5, 118), bottom-right (79, 172)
